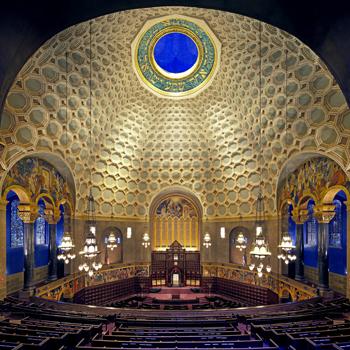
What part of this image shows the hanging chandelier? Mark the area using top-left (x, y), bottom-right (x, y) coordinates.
top-left (278, 231), bottom-right (296, 264)
top-left (57, 230), bottom-right (76, 264)
top-left (142, 233), bottom-right (150, 248)
top-left (235, 232), bottom-right (247, 251)
top-left (57, 51), bottom-right (76, 265)
top-left (203, 232), bottom-right (212, 248)
top-left (78, 21), bottom-right (102, 278)
top-left (248, 22), bottom-right (271, 278)
top-left (79, 191), bottom-right (102, 277)
top-left (106, 231), bottom-right (118, 250)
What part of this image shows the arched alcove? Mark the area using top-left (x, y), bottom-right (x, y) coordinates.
top-left (229, 226), bottom-right (250, 265)
top-left (149, 187), bottom-right (203, 250)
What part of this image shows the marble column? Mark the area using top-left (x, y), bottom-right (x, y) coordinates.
top-left (18, 204), bottom-right (38, 291)
top-left (292, 208), bottom-right (308, 282)
top-left (0, 200), bottom-right (7, 299)
top-left (46, 209), bottom-right (60, 281)
top-left (314, 205), bottom-right (335, 290)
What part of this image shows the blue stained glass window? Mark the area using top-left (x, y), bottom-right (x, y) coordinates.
top-left (305, 202), bottom-right (317, 247)
top-left (10, 200), bottom-right (24, 248)
top-left (154, 32), bottom-right (198, 74)
top-left (329, 199), bottom-right (342, 248)
top-left (35, 203), bottom-right (47, 245)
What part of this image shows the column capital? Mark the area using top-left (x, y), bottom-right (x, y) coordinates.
top-left (314, 204), bottom-right (336, 224)
top-left (17, 203), bottom-right (38, 224)
top-left (292, 208), bottom-right (308, 225)
top-left (44, 208), bottom-right (61, 224)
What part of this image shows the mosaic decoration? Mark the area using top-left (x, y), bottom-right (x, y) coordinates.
top-left (10, 199), bottom-right (24, 248)
top-left (1, 8), bottom-right (349, 217)
top-left (305, 202), bottom-right (317, 247)
top-left (156, 196), bottom-right (198, 218)
top-left (3, 157), bottom-right (72, 205)
top-left (279, 157), bottom-right (350, 208)
top-left (134, 17), bottom-right (218, 97)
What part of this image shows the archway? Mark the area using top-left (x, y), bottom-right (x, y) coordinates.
top-left (229, 226), bottom-right (250, 265)
top-left (149, 187), bottom-right (203, 251)
top-left (102, 227), bottom-right (123, 265)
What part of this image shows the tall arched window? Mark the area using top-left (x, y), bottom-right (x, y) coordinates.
top-left (329, 199), bottom-right (343, 248)
top-left (35, 200), bottom-right (48, 245)
top-left (6, 191), bottom-right (24, 275)
top-left (34, 199), bottom-right (49, 267)
top-left (305, 201), bottom-right (317, 247)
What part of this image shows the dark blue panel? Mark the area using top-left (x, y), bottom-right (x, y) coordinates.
top-left (35, 243), bottom-right (49, 267)
top-left (288, 205), bottom-right (296, 245)
top-left (154, 32), bottom-right (198, 74)
top-left (56, 206), bottom-right (64, 246)
top-left (303, 200), bottom-right (318, 268)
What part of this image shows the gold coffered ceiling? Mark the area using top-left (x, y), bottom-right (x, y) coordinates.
top-left (0, 7), bottom-right (349, 218)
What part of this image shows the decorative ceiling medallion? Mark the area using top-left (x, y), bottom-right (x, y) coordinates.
top-left (132, 15), bottom-right (221, 98)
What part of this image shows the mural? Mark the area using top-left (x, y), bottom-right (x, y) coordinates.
top-left (2, 157), bottom-right (72, 206)
top-left (156, 196), bottom-right (198, 218)
top-left (279, 157), bottom-right (350, 208)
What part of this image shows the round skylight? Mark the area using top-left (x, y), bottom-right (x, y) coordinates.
top-left (153, 32), bottom-right (199, 79)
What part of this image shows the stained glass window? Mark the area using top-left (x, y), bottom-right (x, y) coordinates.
top-left (10, 199), bottom-right (24, 248)
top-left (35, 203), bottom-right (47, 245)
top-left (329, 199), bottom-right (342, 248)
top-left (305, 202), bottom-right (317, 247)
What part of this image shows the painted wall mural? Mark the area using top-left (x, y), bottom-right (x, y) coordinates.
top-left (156, 196), bottom-right (198, 218)
top-left (2, 157), bottom-right (72, 207)
top-left (278, 157), bottom-right (350, 208)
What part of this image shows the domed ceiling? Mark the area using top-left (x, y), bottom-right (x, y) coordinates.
top-left (0, 7), bottom-right (349, 218)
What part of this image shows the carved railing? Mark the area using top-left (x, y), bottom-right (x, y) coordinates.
top-left (35, 263), bottom-right (150, 301)
top-left (202, 263), bottom-right (318, 302)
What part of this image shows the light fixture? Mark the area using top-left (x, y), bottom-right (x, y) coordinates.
top-left (203, 232), bottom-right (212, 248)
top-left (220, 227), bottom-right (226, 239)
top-left (235, 232), bottom-right (247, 251)
top-left (57, 230), bottom-right (76, 264)
top-left (142, 233), bottom-right (150, 248)
top-left (106, 231), bottom-right (118, 250)
top-left (248, 22), bottom-right (271, 277)
top-left (78, 21), bottom-right (102, 277)
top-left (127, 227), bottom-right (132, 239)
top-left (57, 50), bottom-right (76, 265)
top-left (278, 231), bottom-right (296, 264)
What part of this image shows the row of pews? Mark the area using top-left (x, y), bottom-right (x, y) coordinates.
top-left (0, 296), bottom-right (349, 349)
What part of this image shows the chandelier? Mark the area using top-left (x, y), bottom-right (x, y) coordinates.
top-left (235, 232), bottom-right (247, 251)
top-left (57, 230), bottom-right (76, 264)
top-left (78, 21), bottom-right (102, 277)
top-left (203, 232), bottom-right (212, 248)
top-left (248, 23), bottom-right (272, 278)
top-left (278, 231), bottom-right (296, 264)
top-left (79, 192), bottom-right (102, 277)
top-left (106, 231), bottom-right (118, 250)
top-left (142, 233), bottom-right (150, 248)
top-left (57, 51), bottom-right (76, 265)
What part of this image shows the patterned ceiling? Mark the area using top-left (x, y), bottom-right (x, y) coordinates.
top-left (0, 7), bottom-right (349, 218)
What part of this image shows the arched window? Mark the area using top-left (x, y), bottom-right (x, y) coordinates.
top-left (6, 191), bottom-right (25, 275)
top-left (35, 201), bottom-right (48, 245)
top-left (9, 199), bottom-right (24, 248)
top-left (305, 201), bottom-right (317, 247)
top-left (329, 199), bottom-right (343, 248)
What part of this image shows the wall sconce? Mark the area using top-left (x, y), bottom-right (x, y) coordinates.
top-left (127, 227), bottom-right (132, 239)
top-left (203, 232), bottom-right (212, 248)
top-left (220, 226), bottom-right (226, 239)
top-left (142, 232), bottom-right (150, 248)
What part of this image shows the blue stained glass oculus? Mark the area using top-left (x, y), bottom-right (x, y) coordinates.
top-left (154, 32), bottom-right (198, 74)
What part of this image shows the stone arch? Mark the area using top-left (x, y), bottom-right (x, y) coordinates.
top-left (0, 151), bottom-right (76, 210)
top-left (102, 226), bottom-right (123, 265)
top-left (275, 151), bottom-right (349, 211)
top-left (149, 186), bottom-right (203, 250)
